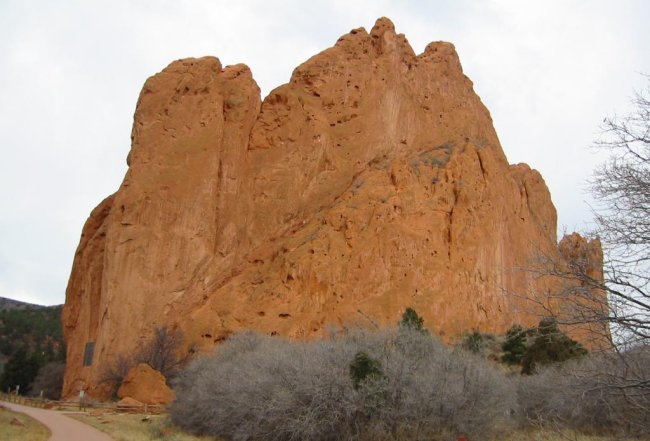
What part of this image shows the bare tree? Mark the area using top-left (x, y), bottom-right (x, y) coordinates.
top-left (29, 361), bottom-right (65, 400)
top-left (522, 79), bottom-right (650, 350)
top-left (99, 353), bottom-right (137, 395)
top-left (99, 325), bottom-right (190, 396)
top-left (138, 325), bottom-right (187, 378)
top-left (513, 79), bottom-right (650, 437)
top-left (589, 79), bottom-right (650, 348)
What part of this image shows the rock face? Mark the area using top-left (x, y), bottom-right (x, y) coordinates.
top-left (556, 233), bottom-right (607, 347)
top-left (62, 18), bottom-right (602, 399)
top-left (117, 363), bottom-right (175, 405)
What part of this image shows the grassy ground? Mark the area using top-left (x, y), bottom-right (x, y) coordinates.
top-left (497, 427), bottom-right (634, 441)
top-left (74, 412), bottom-right (633, 441)
top-left (73, 412), bottom-right (219, 441)
top-left (0, 404), bottom-right (50, 441)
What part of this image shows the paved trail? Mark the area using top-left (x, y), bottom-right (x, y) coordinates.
top-left (2, 401), bottom-right (114, 441)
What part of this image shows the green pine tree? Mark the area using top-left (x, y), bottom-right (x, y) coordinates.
top-left (398, 307), bottom-right (426, 333)
top-left (521, 318), bottom-right (587, 374)
top-left (463, 331), bottom-right (485, 354)
top-left (501, 325), bottom-right (528, 365)
top-left (349, 351), bottom-right (383, 390)
top-left (0, 346), bottom-right (41, 394)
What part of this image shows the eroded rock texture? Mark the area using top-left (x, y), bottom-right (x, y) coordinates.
top-left (118, 364), bottom-right (175, 405)
top-left (63, 18), bottom-right (602, 398)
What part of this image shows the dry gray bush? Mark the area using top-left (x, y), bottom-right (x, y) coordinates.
top-left (171, 329), bottom-right (514, 441)
top-left (517, 346), bottom-right (650, 437)
top-left (172, 331), bottom-right (357, 440)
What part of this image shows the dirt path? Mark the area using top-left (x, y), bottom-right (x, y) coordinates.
top-left (2, 401), bottom-right (114, 441)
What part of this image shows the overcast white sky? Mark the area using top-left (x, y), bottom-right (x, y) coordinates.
top-left (1, 1), bottom-right (649, 306)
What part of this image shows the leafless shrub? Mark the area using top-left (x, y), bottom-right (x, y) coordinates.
top-left (138, 326), bottom-right (187, 379)
top-left (171, 331), bottom-right (359, 441)
top-left (98, 353), bottom-right (133, 395)
top-left (99, 325), bottom-right (190, 396)
top-left (517, 346), bottom-right (650, 437)
top-left (171, 328), bottom-right (514, 441)
top-left (29, 361), bottom-right (65, 399)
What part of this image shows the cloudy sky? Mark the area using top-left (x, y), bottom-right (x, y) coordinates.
top-left (1, 1), bottom-right (649, 306)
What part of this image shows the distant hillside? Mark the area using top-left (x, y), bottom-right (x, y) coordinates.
top-left (0, 297), bottom-right (65, 395)
top-left (0, 297), bottom-right (48, 312)
top-left (0, 297), bottom-right (65, 366)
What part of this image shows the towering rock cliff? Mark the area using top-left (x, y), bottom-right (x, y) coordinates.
top-left (62, 18), bottom-right (602, 398)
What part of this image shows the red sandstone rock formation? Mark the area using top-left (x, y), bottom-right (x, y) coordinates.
top-left (62, 17), bottom-right (602, 399)
top-left (118, 363), bottom-right (175, 405)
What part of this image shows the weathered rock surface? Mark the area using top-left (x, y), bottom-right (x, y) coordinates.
top-left (555, 233), bottom-right (607, 347)
top-left (117, 363), bottom-right (175, 405)
top-left (62, 18), bottom-right (602, 399)
top-left (116, 396), bottom-right (144, 407)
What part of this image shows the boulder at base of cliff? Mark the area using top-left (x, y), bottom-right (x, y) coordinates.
top-left (117, 363), bottom-right (175, 405)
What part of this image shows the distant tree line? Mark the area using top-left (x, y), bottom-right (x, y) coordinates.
top-left (0, 305), bottom-right (64, 358)
top-left (0, 305), bottom-right (66, 398)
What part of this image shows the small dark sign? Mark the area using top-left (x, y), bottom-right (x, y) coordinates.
top-left (83, 341), bottom-right (95, 367)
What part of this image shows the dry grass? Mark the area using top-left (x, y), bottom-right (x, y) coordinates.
top-left (0, 404), bottom-right (50, 441)
top-left (73, 412), bottom-right (219, 441)
top-left (496, 427), bottom-right (636, 441)
top-left (73, 412), bottom-right (635, 441)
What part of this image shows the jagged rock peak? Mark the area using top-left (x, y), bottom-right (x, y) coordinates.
top-left (62, 17), bottom-right (603, 400)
